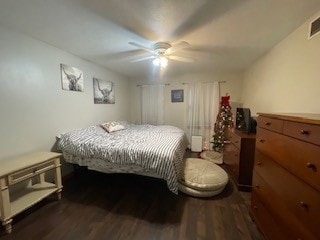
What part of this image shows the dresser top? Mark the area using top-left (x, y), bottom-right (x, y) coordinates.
top-left (228, 128), bottom-right (256, 138)
top-left (257, 113), bottom-right (320, 125)
top-left (0, 152), bottom-right (62, 177)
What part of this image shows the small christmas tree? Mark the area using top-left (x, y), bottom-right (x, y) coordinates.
top-left (211, 95), bottom-right (233, 152)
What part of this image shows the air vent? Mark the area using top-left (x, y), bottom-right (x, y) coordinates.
top-left (309, 16), bottom-right (320, 39)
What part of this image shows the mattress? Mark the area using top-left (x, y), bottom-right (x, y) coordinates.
top-left (58, 124), bottom-right (188, 193)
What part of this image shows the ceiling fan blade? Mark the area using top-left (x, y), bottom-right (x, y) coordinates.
top-left (130, 56), bottom-right (156, 63)
top-left (104, 49), bottom-right (148, 61)
top-left (168, 55), bottom-right (194, 63)
top-left (128, 42), bottom-right (154, 54)
top-left (166, 41), bottom-right (190, 54)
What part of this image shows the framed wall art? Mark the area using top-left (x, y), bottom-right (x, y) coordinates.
top-left (93, 78), bottom-right (115, 104)
top-left (60, 64), bottom-right (84, 92)
top-left (171, 89), bottom-right (184, 102)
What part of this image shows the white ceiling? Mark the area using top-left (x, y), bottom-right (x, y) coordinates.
top-left (0, 0), bottom-right (320, 80)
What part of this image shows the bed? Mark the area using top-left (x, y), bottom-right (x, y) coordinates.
top-left (58, 122), bottom-right (188, 193)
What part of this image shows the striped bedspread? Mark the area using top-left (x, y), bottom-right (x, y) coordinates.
top-left (58, 124), bottom-right (188, 193)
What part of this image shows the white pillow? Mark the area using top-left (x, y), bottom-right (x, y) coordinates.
top-left (117, 120), bottom-right (129, 127)
top-left (100, 121), bottom-right (126, 133)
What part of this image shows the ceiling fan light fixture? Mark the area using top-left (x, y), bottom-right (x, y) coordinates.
top-left (153, 56), bottom-right (168, 68)
top-left (129, 41), bottom-right (192, 67)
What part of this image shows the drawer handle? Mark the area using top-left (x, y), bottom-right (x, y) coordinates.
top-left (259, 139), bottom-right (265, 143)
top-left (300, 130), bottom-right (310, 135)
top-left (257, 161), bottom-right (262, 166)
top-left (306, 162), bottom-right (317, 171)
top-left (264, 122), bottom-right (271, 126)
top-left (300, 201), bottom-right (308, 210)
top-left (255, 185), bottom-right (260, 189)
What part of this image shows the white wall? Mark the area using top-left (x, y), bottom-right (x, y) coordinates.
top-left (242, 11), bottom-right (320, 116)
top-left (129, 71), bottom-right (243, 133)
top-left (0, 25), bottom-right (130, 173)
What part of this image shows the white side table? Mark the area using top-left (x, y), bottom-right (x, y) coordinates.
top-left (0, 152), bottom-right (62, 234)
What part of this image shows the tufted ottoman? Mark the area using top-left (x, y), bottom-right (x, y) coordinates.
top-left (178, 158), bottom-right (228, 197)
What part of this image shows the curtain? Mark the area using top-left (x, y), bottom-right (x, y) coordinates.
top-left (186, 82), bottom-right (219, 150)
top-left (140, 84), bottom-right (165, 125)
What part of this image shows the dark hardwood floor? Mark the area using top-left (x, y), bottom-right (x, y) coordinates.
top-left (1, 156), bottom-right (264, 240)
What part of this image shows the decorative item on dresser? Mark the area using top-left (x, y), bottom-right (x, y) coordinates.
top-left (223, 128), bottom-right (256, 191)
top-left (250, 113), bottom-right (320, 240)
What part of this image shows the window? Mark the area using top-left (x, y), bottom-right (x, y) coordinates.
top-left (186, 82), bottom-right (219, 149)
top-left (140, 85), bottom-right (165, 125)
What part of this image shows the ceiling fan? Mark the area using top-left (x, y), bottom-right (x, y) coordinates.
top-left (128, 41), bottom-right (194, 67)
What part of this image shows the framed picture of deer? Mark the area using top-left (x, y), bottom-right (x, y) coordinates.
top-left (60, 64), bottom-right (84, 92)
top-left (93, 78), bottom-right (115, 104)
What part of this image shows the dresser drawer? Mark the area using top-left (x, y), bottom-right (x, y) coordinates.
top-left (257, 116), bottom-right (283, 133)
top-left (253, 153), bottom-right (320, 239)
top-left (226, 130), bottom-right (241, 149)
top-left (256, 127), bottom-right (320, 192)
top-left (283, 120), bottom-right (320, 146)
top-left (224, 128), bottom-right (255, 191)
top-left (8, 160), bottom-right (56, 185)
top-left (223, 143), bottom-right (239, 180)
top-left (251, 192), bottom-right (294, 240)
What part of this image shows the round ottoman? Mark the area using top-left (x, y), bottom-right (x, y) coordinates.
top-left (178, 158), bottom-right (228, 197)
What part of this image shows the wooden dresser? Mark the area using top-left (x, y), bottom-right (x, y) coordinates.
top-left (223, 128), bottom-right (256, 191)
top-left (250, 113), bottom-right (320, 240)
